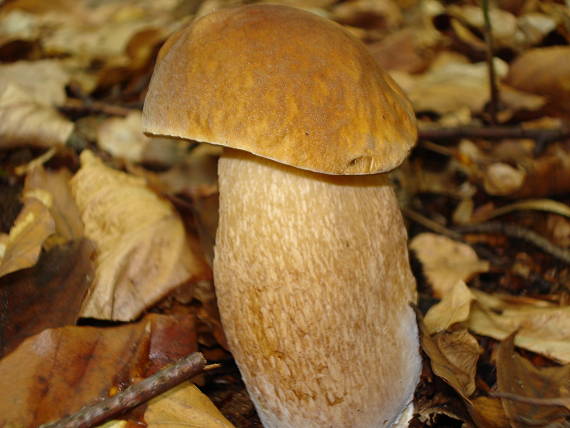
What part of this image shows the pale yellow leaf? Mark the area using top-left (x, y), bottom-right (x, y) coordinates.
top-left (472, 199), bottom-right (570, 222)
top-left (145, 382), bottom-right (235, 428)
top-left (0, 198), bottom-right (55, 278)
top-left (97, 111), bottom-right (150, 162)
top-left (469, 290), bottom-right (570, 363)
top-left (424, 281), bottom-right (474, 334)
top-left (70, 151), bottom-right (210, 321)
top-left (0, 84), bottom-right (73, 148)
top-left (410, 233), bottom-right (489, 297)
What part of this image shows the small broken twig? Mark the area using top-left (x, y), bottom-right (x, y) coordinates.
top-left (418, 126), bottom-right (570, 144)
top-left (491, 391), bottom-right (570, 409)
top-left (40, 352), bottom-right (207, 428)
top-left (482, 0), bottom-right (500, 124)
top-left (456, 222), bottom-right (570, 264)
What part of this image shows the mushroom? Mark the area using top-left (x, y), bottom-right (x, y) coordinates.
top-left (143, 4), bottom-right (420, 427)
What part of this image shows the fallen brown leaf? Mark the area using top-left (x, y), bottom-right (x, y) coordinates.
top-left (70, 151), bottom-right (210, 321)
top-left (468, 397), bottom-right (510, 428)
top-left (0, 239), bottom-right (94, 357)
top-left (421, 324), bottom-right (482, 400)
top-left (0, 313), bottom-right (197, 427)
top-left (469, 290), bottom-right (570, 364)
top-left (506, 46), bottom-right (570, 118)
top-left (145, 382), bottom-right (235, 428)
top-left (496, 333), bottom-right (570, 427)
top-left (410, 233), bottom-right (489, 297)
top-left (0, 195), bottom-right (54, 278)
top-left (424, 281), bottom-right (474, 334)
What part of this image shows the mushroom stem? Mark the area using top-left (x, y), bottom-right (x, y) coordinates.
top-left (214, 149), bottom-right (421, 427)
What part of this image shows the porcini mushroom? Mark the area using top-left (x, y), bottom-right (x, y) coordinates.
top-left (143, 4), bottom-right (420, 427)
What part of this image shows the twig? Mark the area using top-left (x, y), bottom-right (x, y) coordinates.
top-left (456, 222), bottom-right (570, 264)
top-left (482, 0), bottom-right (500, 124)
top-left (40, 352), bottom-right (207, 428)
top-left (490, 391), bottom-right (570, 409)
top-left (60, 98), bottom-right (133, 117)
top-left (418, 125), bottom-right (570, 143)
top-left (403, 208), bottom-right (462, 240)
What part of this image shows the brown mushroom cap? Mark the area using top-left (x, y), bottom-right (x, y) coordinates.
top-left (142, 4), bottom-right (417, 175)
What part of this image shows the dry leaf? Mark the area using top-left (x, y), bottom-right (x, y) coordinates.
top-left (145, 382), bottom-right (235, 428)
top-left (468, 397), bottom-right (510, 428)
top-left (407, 59), bottom-right (508, 115)
top-left (506, 46), bottom-right (570, 117)
top-left (0, 195), bottom-right (55, 278)
top-left (97, 111), bottom-right (150, 162)
top-left (469, 290), bottom-right (570, 364)
top-left (496, 333), bottom-right (570, 427)
top-left (0, 239), bottom-right (94, 357)
top-left (70, 151), bottom-right (210, 321)
top-left (368, 29), bottom-right (429, 74)
top-left (424, 281), bottom-right (474, 334)
top-left (410, 233), bottom-right (489, 297)
top-left (421, 325), bottom-right (482, 399)
top-left (0, 83), bottom-right (73, 148)
top-left (0, 60), bottom-right (70, 105)
top-left (0, 313), bottom-right (197, 427)
top-left (24, 165), bottom-right (84, 243)
top-left (332, 0), bottom-right (402, 30)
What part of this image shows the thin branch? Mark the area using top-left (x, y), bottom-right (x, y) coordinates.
top-left (40, 352), bottom-right (207, 428)
top-left (60, 98), bottom-right (133, 117)
top-left (418, 125), bottom-right (570, 143)
top-left (482, 0), bottom-right (500, 124)
top-left (456, 222), bottom-right (570, 264)
top-left (490, 391), bottom-right (570, 409)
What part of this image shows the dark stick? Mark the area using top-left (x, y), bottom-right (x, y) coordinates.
top-left (456, 222), bottom-right (570, 264)
top-left (40, 352), bottom-right (207, 428)
top-left (418, 126), bottom-right (570, 143)
top-left (482, 0), bottom-right (500, 124)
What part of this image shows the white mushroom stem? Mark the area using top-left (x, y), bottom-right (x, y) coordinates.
top-left (214, 149), bottom-right (421, 428)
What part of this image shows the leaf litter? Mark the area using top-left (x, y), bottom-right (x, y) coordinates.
top-left (0, 0), bottom-right (570, 427)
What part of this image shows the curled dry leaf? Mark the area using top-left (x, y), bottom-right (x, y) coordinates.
top-left (410, 233), bottom-right (489, 297)
top-left (424, 281), bottom-right (474, 335)
top-left (0, 191), bottom-right (55, 279)
top-left (421, 324), bottom-right (482, 400)
top-left (70, 151), bottom-right (210, 321)
top-left (0, 239), bottom-right (94, 358)
top-left (0, 313), bottom-right (197, 427)
top-left (97, 111), bottom-right (150, 162)
top-left (145, 382), bottom-right (235, 428)
top-left (468, 397), bottom-right (510, 428)
top-left (496, 333), bottom-right (570, 427)
top-left (0, 60), bottom-right (70, 106)
top-left (506, 46), bottom-right (570, 117)
top-left (407, 59), bottom-right (508, 115)
top-left (469, 289), bottom-right (570, 364)
top-left (0, 84), bottom-right (73, 148)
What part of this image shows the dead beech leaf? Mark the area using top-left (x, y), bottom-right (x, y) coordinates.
top-left (410, 233), bottom-right (489, 297)
top-left (424, 281), bottom-right (474, 335)
top-left (468, 397), bottom-right (510, 428)
top-left (0, 197), bottom-right (54, 278)
top-left (70, 151), bottom-right (210, 321)
top-left (97, 111), bottom-right (150, 162)
top-left (407, 59), bottom-right (508, 115)
top-left (0, 60), bottom-right (70, 106)
top-left (0, 84), bottom-right (73, 148)
top-left (506, 46), bottom-right (570, 117)
top-left (0, 239), bottom-right (94, 358)
top-left (24, 165), bottom-right (84, 243)
top-left (469, 289), bottom-right (570, 364)
top-left (421, 325), bottom-right (482, 400)
top-left (0, 313), bottom-right (197, 427)
top-left (145, 382), bottom-right (235, 428)
top-left (496, 333), bottom-right (570, 427)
